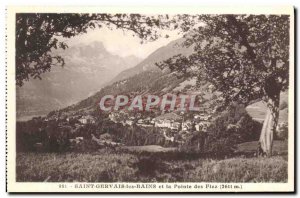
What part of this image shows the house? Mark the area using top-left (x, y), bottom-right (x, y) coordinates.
top-left (121, 121), bottom-right (126, 126)
top-left (69, 136), bottom-right (84, 144)
top-left (194, 114), bottom-right (200, 119)
top-left (78, 117), bottom-right (87, 124)
top-left (170, 122), bottom-right (181, 130)
top-left (154, 112), bottom-right (182, 129)
top-left (137, 119), bottom-right (144, 124)
top-left (125, 120), bottom-right (134, 126)
top-left (137, 123), bottom-right (154, 127)
top-left (195, 124), bottom-right (202, 132)
top-left (76, 136), bottom-right (84, 141)
top-left (194, 113), bottom-right (212, 121)
top-left (182, 120), bottom-right (193, 131)
top-left (208, 84), bottom-right (215, 93)
top-left (195, 121), bottom-right (210, 132)
top-left (198, 107), bottom-right (207, 114)
top-left (155, 119), bottom-right (172, 128)
top-left (78, 115), bottom-right (95, 124)
top-left (163, 131), bottom-right (174, 142)
top-left (109, 112), bottom-right (123, 123)
top-left (179, 130), bottom-right (189, 140)
top-left (108, 113), bottom-right (115, 122)
top-left (74, 123), bottom-right (82, 128)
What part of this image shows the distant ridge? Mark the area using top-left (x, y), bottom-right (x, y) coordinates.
top-left (17, 41), bottom-right (141, 121)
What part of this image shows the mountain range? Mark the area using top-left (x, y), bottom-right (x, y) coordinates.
top-left (57, 37), bottom-right (203, 115)
top-left (16, 41), bottom-right (141, 121)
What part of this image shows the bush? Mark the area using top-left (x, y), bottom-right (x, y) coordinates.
top-left (135, 155), bottom-right (162, 176)
top-left (181, 103), bottom-right (262, 157)
top-left (276, 122), bottom-right (288, 140)
top-left (204, 136), bottom-right (237, 157)
top-left (236, 114), bottom-right (262, 142)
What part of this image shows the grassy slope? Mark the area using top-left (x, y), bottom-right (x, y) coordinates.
top-left (17, 150), bottom-right (287, 183)
top-left (237, 140), bottom-right (288, 155)
top-left (184, 156), bottom-right (287, 182)
top-left (16, 151), bottom-right (137, 182)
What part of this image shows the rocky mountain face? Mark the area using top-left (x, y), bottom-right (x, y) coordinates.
top-left (110, 38), bottom-right (193, 84)
top-left (16, 41), bottom-right (141, 121)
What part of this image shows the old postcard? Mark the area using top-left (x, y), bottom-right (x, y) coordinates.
top-left (6, 6), bottom-right (294, 193)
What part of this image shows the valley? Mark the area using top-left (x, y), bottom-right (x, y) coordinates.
top-left (16, 35), bottom-right (289, 184)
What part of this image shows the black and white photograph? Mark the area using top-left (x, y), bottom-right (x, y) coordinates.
top-left (6, 6), bottom-right (294, 193)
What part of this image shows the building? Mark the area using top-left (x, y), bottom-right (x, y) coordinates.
top-left (170, 122), bottom-right (181, 130)
top-left (109, 113), bottom-right (120, 123)
top-left (69, 137), bottom-right (84, 144)
top-left (182, 120), bottom-right (193, 131)
top-left (155, 119), bottom-right (172, 128)
top-left (137, 119), bottom-right (144, 124)
top-left (125, 120), bottom-right (134, 126)
top-left (195, 121), bottom-right (210, 132)
top-left (78, 115), bottom-right (95, 124)
top-left (154, 112), bottom-right (182, 129)
top-left (163, 131), bottom-right (174, 142)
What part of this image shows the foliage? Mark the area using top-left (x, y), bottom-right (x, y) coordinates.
top-left (16, 115), bottom-right (176, 153)
top-left (17, 119), bottom-right (71, 152)
top-left (157, 15), bottom-right (290, 106)
top-left (275, 122), bottom-right (288, 140)
top-left (206, 105), bottom-right (262, 153)
top-left (181, 103), bottom-right (262, 156)
top-left (154, 15), bottom-right (290, 156)
top-left (236, 114), bottom-right (262, 141)
top-left (16, 101), bottom-right (262, 155)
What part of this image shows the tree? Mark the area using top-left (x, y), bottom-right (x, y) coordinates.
top-left (16, 13), bottom-right (171, 86)
top-left (157, 15), bottom-right (290, 156)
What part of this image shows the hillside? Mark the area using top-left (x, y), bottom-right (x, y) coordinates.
top-left (109, 38), bottom-right (194, 84)
top-left (49, 37), bottom-right (288, 125)
top-left (17, 41), bottom-right (141, 121)
top-left (56, 37), bottom-right (197, 114)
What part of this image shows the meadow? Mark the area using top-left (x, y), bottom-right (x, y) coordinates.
top-left (16, 143), bottom-right (288, 183)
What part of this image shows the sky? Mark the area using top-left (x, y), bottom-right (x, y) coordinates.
top-left (63, 26), bottom-right (182, 59)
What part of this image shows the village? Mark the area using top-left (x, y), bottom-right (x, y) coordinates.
top-left (34, 102), bottom-right (214, 149)
top-left (108, 110), bottom-right (212, 133)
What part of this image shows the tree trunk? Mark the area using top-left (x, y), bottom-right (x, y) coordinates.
top-left (259, 97), bottom-right (280, 157)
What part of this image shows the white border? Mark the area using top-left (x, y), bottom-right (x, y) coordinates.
top-left (6, 5), bottom-right (295, 193)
